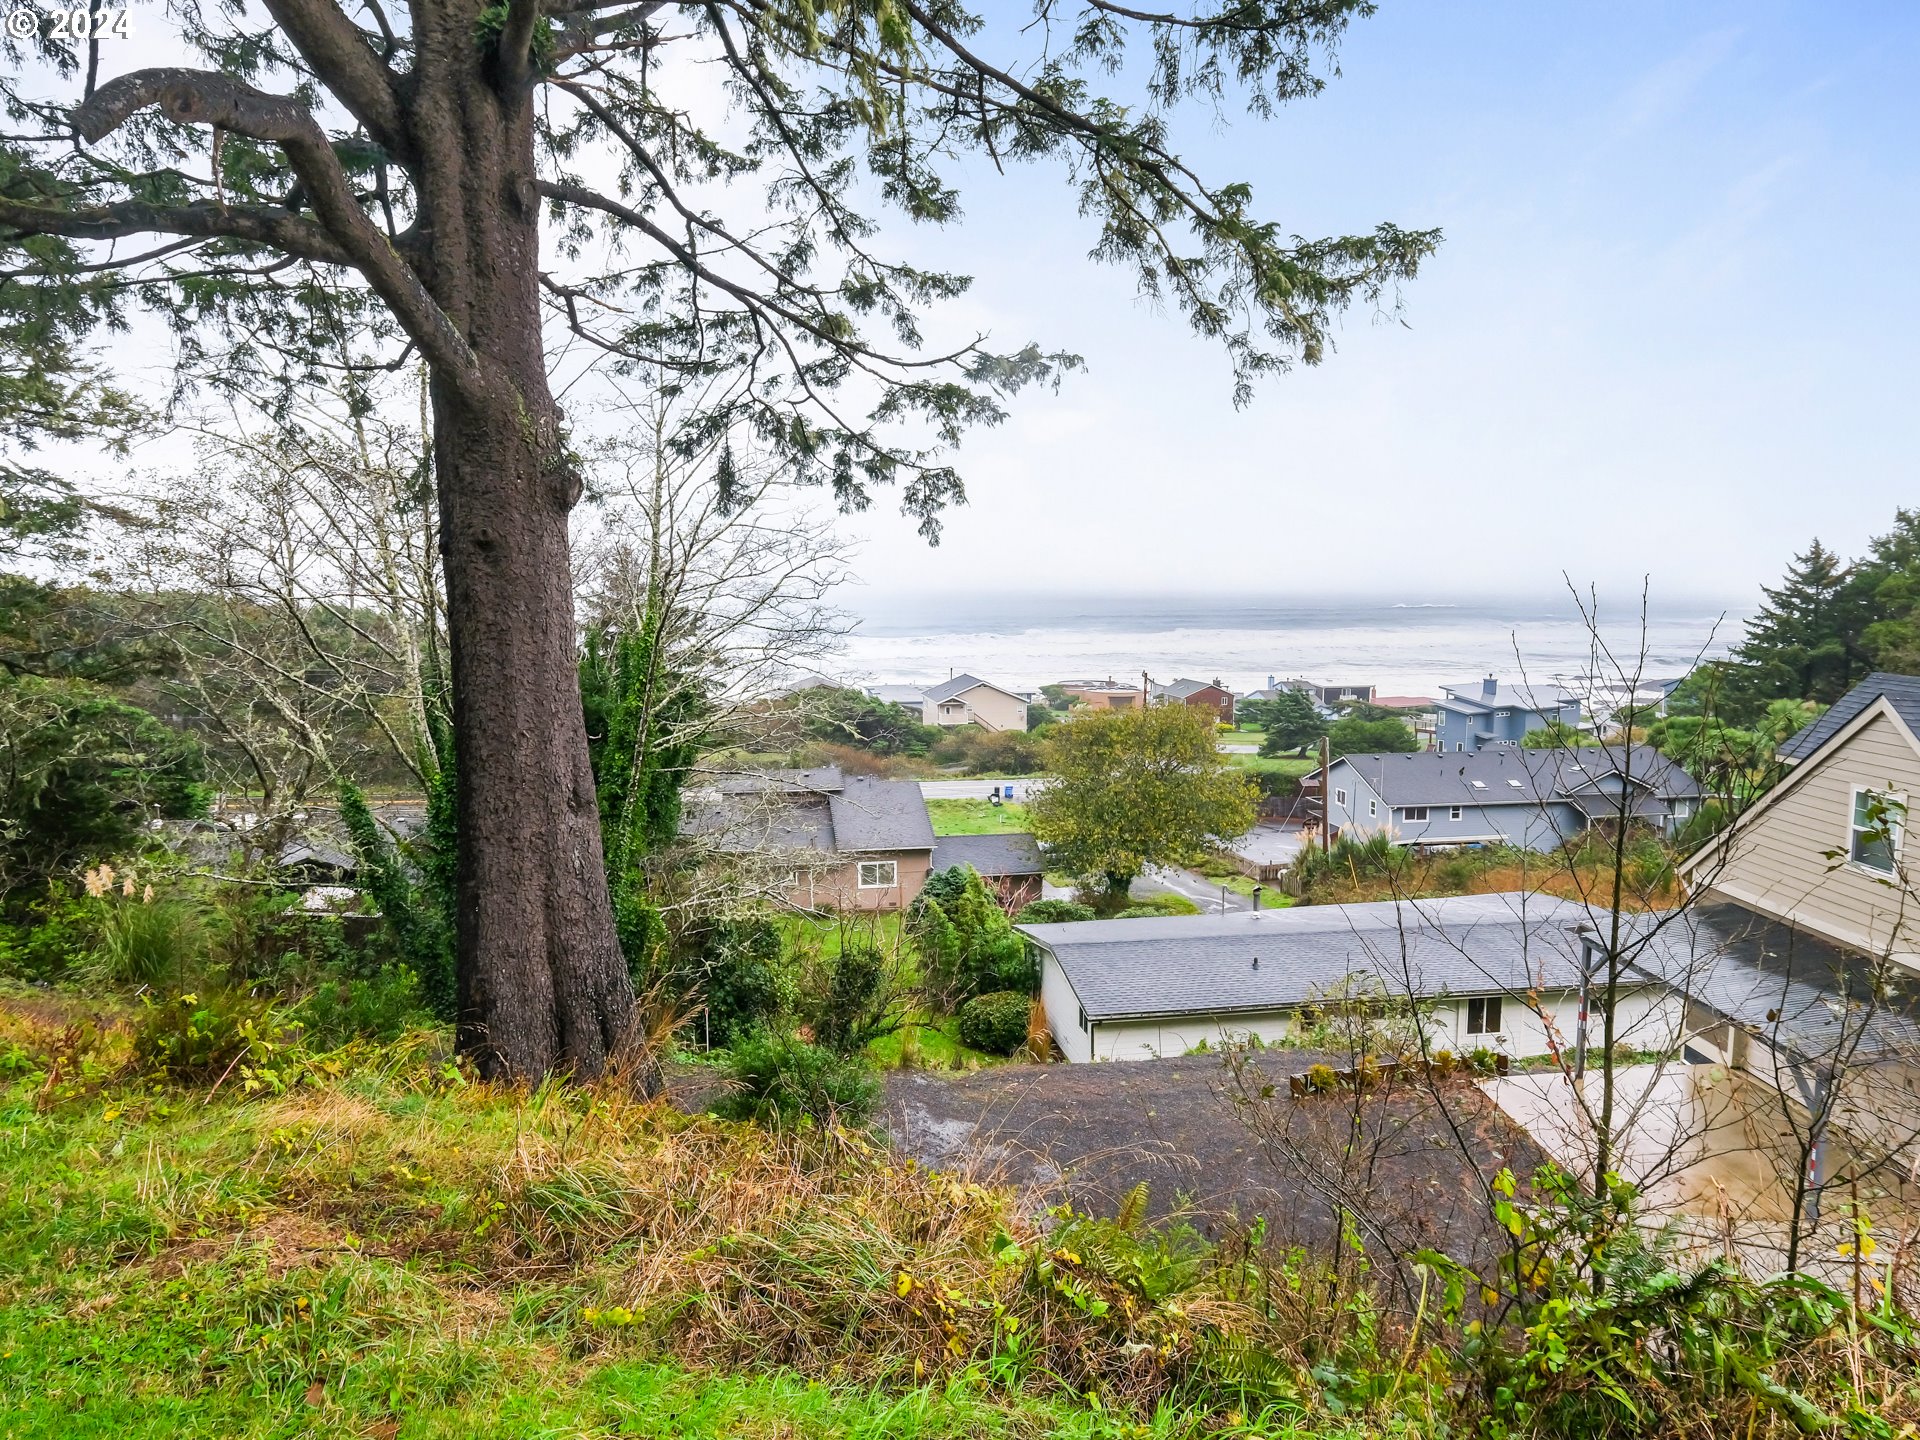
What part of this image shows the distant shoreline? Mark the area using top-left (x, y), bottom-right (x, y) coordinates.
top-left (832, 593), bottom-right (1745, 696)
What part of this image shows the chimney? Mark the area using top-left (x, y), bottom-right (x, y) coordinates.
top-left (1267, 674), bottom-right (1276, 689)
top-left (1483, 676), bottom-right (1498, 698)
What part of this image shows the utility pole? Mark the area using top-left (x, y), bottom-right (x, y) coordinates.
top-left (1319, 734), bottom-right (1332, 855)
top-left (1141, 669), bottom-right (1151, 709)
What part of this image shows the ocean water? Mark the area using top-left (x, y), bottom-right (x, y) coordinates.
top-left (838, 594), bottom-right (1747, 697)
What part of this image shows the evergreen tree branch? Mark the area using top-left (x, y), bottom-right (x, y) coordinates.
top-left (258, 0), bottom-right (409, 154)
top-left (67, 69), bottom-right (481, 398)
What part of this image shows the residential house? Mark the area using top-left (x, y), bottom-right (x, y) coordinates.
top-left (1435, 677), bottom-right (1583, 752)
top-left (1278, 677), bottom-right (1376, 710)
top-left (1561, 673), bottom-right (1691, 730)
top-left (1151, 677), bottom-right (1235, 725)
top-left (1681, 672), bottom-right (1920, 965)
top-left (679, 766), bottom-right (936, 911)
top-left (1324, 746), bottom-right (1701, 852)
top-left (1025, 893), bottom-right (1682, 1063)
top-left (1059, 679), bottom-right (1144, 711)
top-left (1654, 674), bottom-right (1920, 1203)
top-left (930, 832), bottom-right (1045, 910)
top-left (872, 673), bottom-right (1029, 731)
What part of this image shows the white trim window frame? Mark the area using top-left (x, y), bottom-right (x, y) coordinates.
top-left (1402, 806), bottom-right (1429, 822)
top-left (1465, 995), bottom-right (1503, 1037)
top-left (1848, 785), bottom-right (1905, 876)
top-left (1334, 786), bottom-right (1348, 807)
top-left (857, 859), bottom-right (900, 889)
top-left (1449, 806), bottom-right (1463, 822)
top-left (1368, 798), bottom-right (1378, 819)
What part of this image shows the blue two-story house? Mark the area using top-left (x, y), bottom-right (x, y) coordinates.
top-left (1324, 746), bottom-right (1701, 853)
top-left (1435, 676), bottom-right (1583, 753)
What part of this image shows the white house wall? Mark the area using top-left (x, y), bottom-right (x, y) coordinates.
top-left (1040, 952), bottom-right (1094, 1064)
top-left (1059, 980), bottom-right (1684, 1064)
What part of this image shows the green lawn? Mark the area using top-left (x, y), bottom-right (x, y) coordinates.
top-left (1226, 752), bottom-right (1320, 778)
top-left (864, 1011), bottom-right (1002, 1070)
top-left (924, 798), bottom-right (1031, 835)
top-left (1212, 870), bottom-right (1294, 908)
top-left (777, 910), bottom-right (904, 959)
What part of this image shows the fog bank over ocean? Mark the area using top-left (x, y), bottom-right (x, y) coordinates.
top-left (834, 594), bottom-right (1748, 697)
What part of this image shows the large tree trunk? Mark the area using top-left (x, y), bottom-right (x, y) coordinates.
top-left (411, 19), bottom-right (643, 1085)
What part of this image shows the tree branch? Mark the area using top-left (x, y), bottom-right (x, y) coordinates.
top-left (0, 194), bottom-right (353, 266)
top-left (497, 0), bottom-right (544, 93)
top-left (70, 69), bottom-right (482, 400)
top-left (259, 0), bottom-right (409, 156)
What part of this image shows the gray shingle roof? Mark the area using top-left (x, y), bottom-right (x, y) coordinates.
top-left (1438, 679), bottom-right (1579, 715)
top-left (924, 672), bottom-right (1013, 704)
top-left (828, 774), bottom-right (936, 852)
top-left (1332, 746), bottom-right (1698, 810)
top-left (680, 769), bottom-right (932, 855)
top-left (1777, 672), bottom-right (1920, 763)
top-left (1022, 893), bottom-right (1606, 1021)
top-left (931, 832), bottom-right (1043, 877)
top-left (1622, 901), bottom-right (1920, 1063)
top-left (1153, 678), bottom-right (1222, 700)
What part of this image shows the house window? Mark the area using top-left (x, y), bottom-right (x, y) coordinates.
top-left (1494, 709), bottom-right (1511, 718)
top-left (1449, 806), bottom-right (1463, 821)
top-left (857, 860), bottom-right (899, 889)
top-left (1078, 1005), bottom-right (1089, 1033)
top-left (1334, 787), bottom-right (1348, 807)
top-left (1403, 806), bottom-right (1429, 822)
top-left (1466, 996), bottom-right (1503, 1036)
top-left (1368, 799), bottom-right (1378, 818)
top-left (1850, 788), bottom-right (1903, 874)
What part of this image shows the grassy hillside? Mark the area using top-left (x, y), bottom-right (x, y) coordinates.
top-left (2, 988), bottom-right (1912, 1439)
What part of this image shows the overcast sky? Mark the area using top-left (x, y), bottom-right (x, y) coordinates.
top-left (826, 0), bottom-right (1919, 613)
top-left (48, 1), bottom-right (1918, 619)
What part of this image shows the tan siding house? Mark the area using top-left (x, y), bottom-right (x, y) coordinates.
top-left (922, 673), bottom-right (1029, 731)
top-left (680, 767), bottom-right (937, 912)
top-left (1683, 694), bottom-right (1920, 963)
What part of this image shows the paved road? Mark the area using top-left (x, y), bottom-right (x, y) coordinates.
top-left (1217, 743), bottom-right (1259, 755)
top-left (918, 778), bottom-right (1046, 800)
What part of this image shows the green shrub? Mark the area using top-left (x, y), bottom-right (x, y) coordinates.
top-left (211, 885), bottom-right (368, 990)
top-left (810, 942), bottom-right (891, 1054)
top-left (957, 990), bottom-right (1030, 1056)
top-left (911, 868), bottom-right (1034, 1008)
top-left (132, 986), bottom-right (297, 1087)
top-left (1013, 898), bottom-right (1095, 925)
top-left (294, 965), bottom-right (432, 1047)
top-left (689, 912), bottom-right (792, 1047)
top-left (716, 1030), bottom-right (880, 1126)
top-left (1106, 892), bottom-right (1201, 918)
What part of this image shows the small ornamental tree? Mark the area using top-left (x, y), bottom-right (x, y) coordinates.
top-left (1325, 714), bottom-right (1418, 758)
top-left (1258, 689), bottom-right (1329, 756)
top-left (1030, 705), bottom-right (1257, 902)
top-left (3, 1), bottom-right (1433, 1080)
